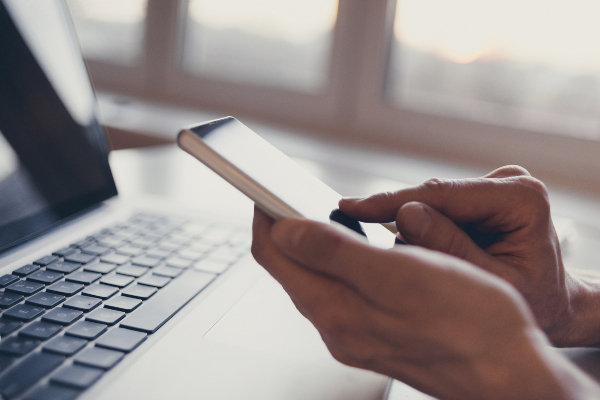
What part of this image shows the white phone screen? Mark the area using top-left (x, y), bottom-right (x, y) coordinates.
top-left (186, 117), bottom-right (396, 249)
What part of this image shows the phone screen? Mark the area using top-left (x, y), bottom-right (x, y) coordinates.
top-left (187, 117), bottom-right (396, 249)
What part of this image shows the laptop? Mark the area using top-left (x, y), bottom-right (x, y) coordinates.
top-left (0, 0), bottom-right (390, 399)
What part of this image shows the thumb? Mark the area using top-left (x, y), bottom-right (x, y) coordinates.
top-left (397, 202), bottom-right (499, 273)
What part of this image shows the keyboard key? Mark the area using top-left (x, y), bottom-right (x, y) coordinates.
top-left (100, 253), bottom-right (130, 265)
top-left (0, 352), bottom-right (64, 399)
top-left (131, 255), bottom-right (161, 268)
top-left (176, 249), bottom-right (204, 260)
top-left (193, 259), bottom-right (230, 274)
top-left (145, 248), bottom-right (171, 259)
top-left (0, 336), bottom-right (39, 356)
top-left (99, 274), bottom-right (134, 288)
top-left (121, 284), bottom-right (157, 300)
top-left (47, 282), bottom-right (84, 296)
top-left (165, 257), bottom-right (194, 268)
top-left (65, 321), bottom-right (107, 340)
top-left (4, 304), bottom-right (45, 321)
top-left (0, 354), bottom-right (14, 373)
top-left (26, 292), bottom-right (65, 308)
top-left (83, 262), bottom-right (116, 274)
top-left (53, 247), bottom-right (77, 257)
top-left (121, 270), bottom-right (215, 333)
top-left (42, 308), bottom-right (83, 326)
top-left (51, 365), bottom-right (103, 389)
top-left (70, 238), bottom-right (95, 248)
top-left (130, 237), bottom-right (155, 248)
top-left (6, 280), bottom-right (44, 296)
top-left (82, 284), bottom-right (118, 300)
top-left (65, 271), bottom-right (101, 285)
top-left (0, 317), bottom-right (23, 336)
top-left (64, 253), bottom-right (96, 265)
top-left (74, 347), bottom-right (124, 370)
top-left (0, 275), bottom-right (19, 288)
top-left (0, 292), bottom-right (23, 308)
top-left (152, 265), bottom-right (183, 278)
top-left (63, 295), bottom-right (101, 312)
top-left (115, 245), bottom-right (144, 256)
top-left (33, 255), bottom-right (59, 266)
top-left (27, 270), bottom-right (63, 284)
top-left (81, 244), bottom-right (111, 256)
top-left (115, 265), bottom-right (148, 277)
top-left (95, 328), bottom-right (146, 353)
top-left (103, 296), bottom-right (142, 312)
top-left (137, 274), bottom-right (170, 288)
top-left (97, 237), bottom-right (126, 249)
top-left (13, 264), bottom-right (40, 277)
top-left (158, 242), bottom-right (180, 252)
top-left (43, 335), bottom-right (87, 356)
top-left (46, 261), bottom-right (81, 274)
top-left (86, 308), bottom-right (125, 326)
top-left (19, 321), bottom-right (62, 340)
top-left (24, 385), bottom-right (79, 400)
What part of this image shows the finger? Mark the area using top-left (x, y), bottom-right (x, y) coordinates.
top-left (396, 202), bottom-right (516, 280)
top-left (339, 173), bottom-right (549, 232)
top-left (269, 217), bottom-right (482, 314)
top-left (252, 207), bottom-right (318, 296)
top-left (251, 207), bottom-right (377, 341)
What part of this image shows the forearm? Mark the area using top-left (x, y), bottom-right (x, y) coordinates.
top-left (412, 328), bottom-right (600, 400)
top-left (524, 330), bottom-right (600, 400)
top-left (550, 269), bottom-right (600, 347)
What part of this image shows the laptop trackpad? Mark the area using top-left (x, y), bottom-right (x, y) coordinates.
top-left (203, 276), bottom-right (331, 361)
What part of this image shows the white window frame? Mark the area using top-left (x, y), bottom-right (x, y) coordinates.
top-left (84, 0), bottom-right (600, 193)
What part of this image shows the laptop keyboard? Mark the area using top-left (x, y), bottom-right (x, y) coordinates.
top-left (0, 213), bottom-right (250, 400)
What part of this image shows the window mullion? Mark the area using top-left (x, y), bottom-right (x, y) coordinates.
top-left (144, 0), bottom-right (182, 92)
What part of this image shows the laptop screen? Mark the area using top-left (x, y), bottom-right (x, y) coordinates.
top-left (0, 0), bottom-right (118, 253)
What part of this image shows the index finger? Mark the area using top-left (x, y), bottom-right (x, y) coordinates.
top-left (339, 173), bottom-right (549, 232)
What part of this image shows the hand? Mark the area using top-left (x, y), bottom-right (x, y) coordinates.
top-left (339, 166), bottom-right (587, 347)
top-left (251, 207), bottom-right (590, 400)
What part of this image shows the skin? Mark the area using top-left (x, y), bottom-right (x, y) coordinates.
top-left (251, 165), bottom-right (600, 399)
top-left (339, 165), bottom-right (600, 348)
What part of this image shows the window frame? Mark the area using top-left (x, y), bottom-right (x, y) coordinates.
top-left (82, 0), bottom-right (600, 193)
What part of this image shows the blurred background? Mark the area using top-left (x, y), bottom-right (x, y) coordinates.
top-left (64, 0), bottom-right (600, 194)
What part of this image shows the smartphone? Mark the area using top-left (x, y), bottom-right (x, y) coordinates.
top-left (177, 117), bottom-right (398, 249)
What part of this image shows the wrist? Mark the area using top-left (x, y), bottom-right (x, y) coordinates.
top-left (468, 327), bottom-right (596, 400)
top-left (549, 270), bottom-right (600, 347)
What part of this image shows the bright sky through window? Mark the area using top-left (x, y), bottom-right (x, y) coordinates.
top-left (188, 0), bottom-right (337, 44)
top-left (396, 0), bottom-right (600, 73)
top-left (184, 0), bottom-right (338, 92)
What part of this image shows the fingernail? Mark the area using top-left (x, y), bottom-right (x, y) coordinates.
top-left (272, 220), bottom-right (307, 250)
top-left (402, 204), bottom-right (432, 240)
top-left (340, 197), bottom-right (364, 204)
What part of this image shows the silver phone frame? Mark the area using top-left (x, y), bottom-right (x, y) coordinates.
top-left (178, 127), bottom-right (304, 221)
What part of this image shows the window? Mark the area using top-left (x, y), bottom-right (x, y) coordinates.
top-left (388, 0), bottom-right (600, 140)
top-left (182, 0), bottom-right (337, 93)
top-left (66, 0), bottom-right (600, 192)
top-left (66, 0), bottom-right (147, 65)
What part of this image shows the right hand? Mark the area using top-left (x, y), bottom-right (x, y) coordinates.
top-left (251, 207), bottom-right (596, 400)
top-left (340, 166), bottom-right (591, 347)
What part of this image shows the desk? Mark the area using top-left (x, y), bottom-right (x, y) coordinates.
top-left (108, 141), bottom-right (600, 399)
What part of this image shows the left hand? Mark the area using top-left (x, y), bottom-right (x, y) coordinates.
top-left (251, 206), bottom-right (580, 400)
top-left (339, 166), bottom-right (585, 347)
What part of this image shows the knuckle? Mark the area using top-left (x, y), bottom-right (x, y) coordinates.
top-left (444, 231), bottom-right (471, 260)
top-left (420, 177), bottom-right (454, 197)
